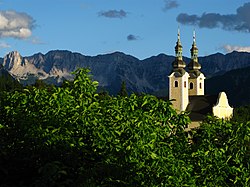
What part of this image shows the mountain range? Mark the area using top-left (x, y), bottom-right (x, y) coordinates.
top-left (0, 50), bottom-right (250, 106)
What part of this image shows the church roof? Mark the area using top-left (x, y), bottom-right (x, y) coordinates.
top-left (170, 68), bottom-right (187, 77)
top-left (186, 95), bottom-right (218, 121)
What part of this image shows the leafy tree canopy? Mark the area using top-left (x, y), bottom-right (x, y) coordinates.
top-left (0, 68), bottom-right (249, 186)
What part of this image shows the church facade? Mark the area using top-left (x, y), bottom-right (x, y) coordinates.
top-left (168, 29), bottom-right (233, 128)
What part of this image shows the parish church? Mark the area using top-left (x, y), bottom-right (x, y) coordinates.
top-left (168, 29), bottom-right (233, 129)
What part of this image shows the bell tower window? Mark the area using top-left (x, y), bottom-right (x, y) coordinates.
top-left (199, 82), bottom-right (202, 89)
top-left (190, 82), bottom-right (194, 89)
top-left (174, 80), bottom-right (178, 87)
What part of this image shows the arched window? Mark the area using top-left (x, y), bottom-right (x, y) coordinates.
top-left (174, 80), bottom-right (178, 87)
top-left (184, 81), bottom-right (187, 88)
top-left (199, 82), bottom-right (202, 89)
top-left (190, 82), bottom-right (194, 89)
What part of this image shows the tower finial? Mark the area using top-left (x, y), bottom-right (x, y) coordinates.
top-left (178, 26), bottom-right (180, 41)
top-left (193, 29), bottom-right (196, 43)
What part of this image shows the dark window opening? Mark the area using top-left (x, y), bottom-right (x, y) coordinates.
top-left (190, 82), bottom-right (194, 89)
top-left (199, 82), bottom-right (202, 89)
top-left (184, 81), bottom-right (186, 88)
top-left (174, 81), bottom-right (178, 87)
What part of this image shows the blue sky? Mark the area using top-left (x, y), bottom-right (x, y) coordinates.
top-left (0, 0), bottom-right (249, 59)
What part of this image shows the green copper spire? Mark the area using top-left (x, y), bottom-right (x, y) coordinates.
top-left (175, 27), bottom-right (183, 61)
top-left (190, 30), bottom-right (198, 62)
top-left (188, 29), bottom-right (201, 71)
top-left (172, 27), bottom-right (186, 71)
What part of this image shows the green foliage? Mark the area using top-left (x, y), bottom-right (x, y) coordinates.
top-left (118, 80), bottom-right (128, 97)
top-left (0, 68), bottom-right (192, 186)
top-left (0, 74), bottom-right (22, 92)
top-left (33, 79), bottom-right (54, 89)
top-left (1, 67), bottom-right (250, 186)
top-left (232, 105), bottom-right (250, 123)
top-left (87, 94), bottom-right (192, 186)
top-left (191, 116), bottom-right (250, 186)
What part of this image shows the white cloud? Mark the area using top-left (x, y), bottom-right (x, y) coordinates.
top-left (29, 37), bottom-right (45, 44)
top-left (222, 45), bottom-right (250, 53)
top-left (0, 41), bottom-right (11, 49)
top-left (0, 10), bottom-right (35, 39)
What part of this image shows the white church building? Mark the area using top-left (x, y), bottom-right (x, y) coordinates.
top-left (168, 29), bottom-right (233, 128)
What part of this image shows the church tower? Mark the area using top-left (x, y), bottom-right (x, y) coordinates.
top-left (169, 29), bottom-right (189, 111)
top-left (187, 31), bottom-right (205, 96)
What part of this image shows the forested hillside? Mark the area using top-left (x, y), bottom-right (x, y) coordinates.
top-left (206, 66), bottom-right (250, 107)
top-left (0, 65), bottom-right (22, 92)
top-left (0, 68), bottom-right (249, 186)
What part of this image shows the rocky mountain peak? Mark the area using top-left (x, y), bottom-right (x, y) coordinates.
top-left (3, 51), bottom-right (24, 70)
top-left (2, 51), bottom-right (47, 80)
top-left (6, 51), bottom-right (22, 58)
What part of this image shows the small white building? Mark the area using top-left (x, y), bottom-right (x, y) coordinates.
top-left (213, 92), bottom-right (234, 119)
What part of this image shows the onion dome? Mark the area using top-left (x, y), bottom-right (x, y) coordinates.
top-left (188, 30), bottom-right (201, 71)
top-left (172, 28), bottom-right (186, 70)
